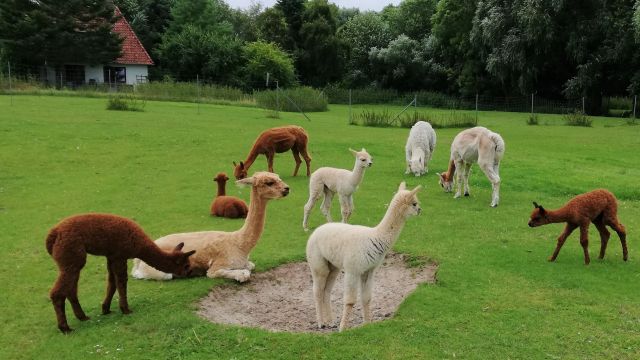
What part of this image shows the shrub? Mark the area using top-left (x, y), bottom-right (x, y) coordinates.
top-left (107, 94), bottom-right (145, 112)
top-left (563, 111), bottom-right (592, 127)
top-left (351, 110), bottom-right (477, 129)
top-left (351, 109), bottom-right (393, 127)
top-left (527, 114), bottom-right (539, 125)
top-left (255, 87), bottom-right (327, 112)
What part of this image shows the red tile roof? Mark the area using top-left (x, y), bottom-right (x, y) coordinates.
top-left (113, 7), bottom-right (154, 65)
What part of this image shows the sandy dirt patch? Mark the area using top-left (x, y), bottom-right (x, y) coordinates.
top-left (197, 253), bottom-right (437, 333)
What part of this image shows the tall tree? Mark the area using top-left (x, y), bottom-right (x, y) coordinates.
top-left (386, 0), bottom-right (438, 40)
top-left (256, 7), bottom-right (290, 49)
top-left (275, 0), bottom-right (305, 51)
top-left (243, 41), bottom-right (296, 88)
top-left (0, 0), bottom-right (121, 68)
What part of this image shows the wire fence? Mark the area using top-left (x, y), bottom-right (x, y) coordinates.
top-left (1, 61), bottom-right (638, 119)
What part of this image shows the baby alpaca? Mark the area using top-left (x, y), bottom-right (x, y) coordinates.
top-left (132, 172), bottom-right (289, 282)
top-left (306, 182), bottom-right (422, 331)
top-left (302, 148), bottom-right (373, 231)
top-left (46, 213), bottom-right (195, 333)
top-left (528, 189), bottom-right (627, 265)
top-left (211, 172), bottom-right (248, 218)
top-left (405, 121), bottom-right (436, 176)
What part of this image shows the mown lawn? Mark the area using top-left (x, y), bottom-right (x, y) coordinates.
top-left (0, 95), bottom-right (638, 359)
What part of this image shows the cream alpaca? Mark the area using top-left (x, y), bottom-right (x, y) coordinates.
top-left (437, 126), bottom-right (505, 207)
top-left (405, 121), bottom-right (436, 176)
top-left (302, 148), bottom-right (373, 231)
top-left (306, 182), bottom-right (422, 331)
top-left (132, 172), bottom-right (289, 282)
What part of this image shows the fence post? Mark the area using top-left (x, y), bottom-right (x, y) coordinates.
top-left (8, 62), bottom-right (13, 106)
top-left (582, 97), bottom-right (585, 113)
top-left (276, 80), bottom-right (280, 111)
top-left (475, 93), bottom-right (479, 123)
top-left (349, 89), bottom-right (352, 124)
top-left (634, 95), bottom-right (637, 119)
top-left (196, 74), bottom-right (200, 115)
top-left (531, 93), bottom-right (534, 116)
top-left (414, 94), bottom-right (417, 109)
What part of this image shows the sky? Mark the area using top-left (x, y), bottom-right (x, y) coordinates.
top-left (225, 0), bottom-right (402, 12)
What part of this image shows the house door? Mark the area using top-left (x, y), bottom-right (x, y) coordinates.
top-left (64, 65), bottom-right (85, 88)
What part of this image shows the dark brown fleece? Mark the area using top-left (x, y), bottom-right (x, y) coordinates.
top-left (211, 172), bottom-right (248, 219)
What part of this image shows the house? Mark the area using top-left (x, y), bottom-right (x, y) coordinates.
top-left (46, 7), bottom-right (154, 87)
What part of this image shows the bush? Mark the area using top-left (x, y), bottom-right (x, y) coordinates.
top-left (351, 109), bottom-right (393, 127)
top-left (255, 87), bottom-right (327, 112)
top-left (135, 81), bottom-right (251, 104)
top-left (351, 110), bottom-right (477, 129)
top-left (563, 111), bottom-right (592, 127)
top-left (106, 94), bottom-right (145, 112)
top-left (527, 113), bottom-right (539, 125)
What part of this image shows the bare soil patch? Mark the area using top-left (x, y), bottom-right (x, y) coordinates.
top-left (197, 253), bottom-right (437, 333)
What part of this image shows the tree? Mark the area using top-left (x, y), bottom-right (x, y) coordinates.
top-left (385, 0), bottom-right (438, 40)
top-left (166, 0), bottom-right (233, 36)
top-left (256, 7), bottom-right (290, 49)
top-left (229, 3), bottom-right (263, 42)
top-left (275, 0), bottom-right (305, 51)
top-left (0, 0), bottom-right (121, 68)
top-left (243, 41), bottom-right (296, 88)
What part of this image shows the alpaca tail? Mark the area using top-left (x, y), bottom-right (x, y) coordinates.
top-left (45, 227), bottom-right (59, 255)
top-left (490, 132), bottom-right (505, 158)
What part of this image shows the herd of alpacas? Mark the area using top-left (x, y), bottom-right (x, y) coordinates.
top-left (46, 123), bottom-right (627, 334)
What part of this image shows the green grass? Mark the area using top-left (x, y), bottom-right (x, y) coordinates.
top-left (0, 95), bottom-right (639, 359)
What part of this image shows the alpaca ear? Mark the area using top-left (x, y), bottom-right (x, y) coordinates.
top-left (184, 250), bottom-right (196, 257)
top-left (361, 148), bottom-right (366, 152)
top-left (236, 176), bottom-right (254, 187)
top-left (349, 148), bottom-right (357, 155)
top-left (174, 242), bottom-right (185, 251)
top-left (410, 185), bottom-right (422, 195)
top-left (398, 182), bottom-right (407, 191)
top-left (233, 161), bottom-right (237, 167)
top-left (239, 161), bottom-right (245, 169)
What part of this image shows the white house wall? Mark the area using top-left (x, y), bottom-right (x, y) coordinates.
top-left (115, 64), bottom-right (149, 85)
top-left (44, 64), bottom-right (149, 85)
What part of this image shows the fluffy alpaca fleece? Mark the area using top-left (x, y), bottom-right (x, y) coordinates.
top-left (306, 182), bottom-right (422, 331)
top-left (405, 121), bottom-right (436, 176)
top-left (132, 172), bottom-right (289, 282)
top-left (528, 189), bottom-right (627, 265)
top-left (46, 213), bottom-right (195, 333)
top-left (233, 125), bottom-right (312, 180)
top-left (437, 126), bottom-right (505, 207)
top-left (211, 172), bottom-right (248, 218)
top-left (302, 148), bottom-right (373, 231)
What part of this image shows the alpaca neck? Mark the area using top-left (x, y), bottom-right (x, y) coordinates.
top-left (216, 181), bottom-right (226, 197)
top-left (243, 145), bottom-right (261, 170)
top-left (445, 159), bottom-right (456, 180)
top-left (349, 162), bottom-right (367, 187)
top-left (545, 207), bottom-right (571, 223)
top-left (235, 188), bottom-right (268, 254)
top-left (374, 198), bottom-right (409, 245)
top-left (137, 244), bottom-right (177, 274)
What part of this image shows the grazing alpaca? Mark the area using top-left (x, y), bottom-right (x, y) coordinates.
top-left (302, 148), bottom-right (373, 231)
top-left (132, 172), bottom-right (289, 282)
top-left (211, 172), bottom-right (248, 218)
top-left (46, 213), bottom-right (195, 333)
top-left (437, 126), bottom-right (505, 207)
top-left (405, 121), bottom-right (436, 176)
top-left (528, 189), bottom-right (628, 265)
top-left (306, 182), bottom-right (422, 331)
top-left (233, 125), bottom-right (312, 180)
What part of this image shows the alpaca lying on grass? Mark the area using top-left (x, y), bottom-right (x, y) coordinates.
top-left (405, 121), bottom-right (436, 176)
top-left (528, 189), bottom-right (627, 265)
top-left (211, 172), bottom-right (248, 218)
top-left (46, 213), bottom-right (195, 333)
top-left (233, 125), bottom-right (311, 180)
top-left (302, 148), bottom-right (373, 231)
top-left (306, 182), bottom-right (422, 331)
top-left (437, 126), bottom-right (505, 207)
top-left (132, 172), bottom-right (289, 282)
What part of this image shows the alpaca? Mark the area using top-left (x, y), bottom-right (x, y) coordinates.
top-left (528, 189), bottom-right (628, 265)
top-left (233, 125), bottom-right (312, 180)
top-left (302, 148), bottom-right (373, 231)
top-left (306, 182), bottom-right (422, 331)
top-left (46, 213), bottom-right (195, 333)
top-left (437, 126), bottom-right (505, 207)
top-left (211, 172), bottom-right (248, 218)
top-left (132, 172), bottom-right (289, 282)
top-left (405, 121), bottom-right (436, 176)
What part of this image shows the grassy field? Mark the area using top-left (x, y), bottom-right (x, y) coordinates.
top-left (0, 95), bottom-right (639, 359)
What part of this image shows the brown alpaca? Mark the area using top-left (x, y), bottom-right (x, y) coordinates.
top-left (528, 189), bottom-right (628, 265)
top-left (211, 172), bottom-right (248, 218)
top-left (233, 125), bottom-right (311, 180)
top-left (437, 159), bottom-right (456, 192)
top-left (46, 213), bottom-right (196, 333)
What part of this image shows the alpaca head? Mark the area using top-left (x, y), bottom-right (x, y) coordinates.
top-left (393, 182), bottom-right (422, 217)
top-left (528, 202), bottom-right (550, 227)
top-left (233, 161), bottom-right (247, 180)
top-left (436, 172), bottom-right (453, 192)
top-left (214, 172), bottom-right (229, 184)
top-left (349, 148), bottom-right (373, 169)
top-left (236, 171), bottom-right (290, 199)
top-left (167, 242), bottom-right (197, 276)
top-left (409, 149), bottom-right (425, 174)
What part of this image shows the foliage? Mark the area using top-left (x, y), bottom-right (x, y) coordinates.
top-left (351, 109), bottom-right (477, 128)
top-left (134, 81), bottom-right (252, 104)
top-left (384, 0), bottom-right (438, 40)
top-left (563, 111), bottom-right (593, 127)
top-left (243, 41), bottom-right (296, 89)
top-left (527, 113), bottom-right (539, 125)
top-left (106, 94), bottom-right (145, 111)
top-left (275, 0), bottom-right (305, 50)
top-left (256, 7), bottom-right (290, 49)
top-left (254, 86), bottom-right (327, 112)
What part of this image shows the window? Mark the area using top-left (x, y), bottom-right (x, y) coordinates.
top-left (103, 66), bottom-right (126, 84)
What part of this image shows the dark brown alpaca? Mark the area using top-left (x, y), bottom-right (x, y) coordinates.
top-left (528, 189), bottom-right (627, 265)
top-left (46, 213), bottom-right (196, 333)
top-left (233, 125), bottom-right (311, 180)
top-left (211, 172), bottom-right (249, 218)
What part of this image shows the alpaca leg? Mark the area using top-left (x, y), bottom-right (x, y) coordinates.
top-left (480, 162), bottom-right (501, 207)
top-left (549, 224), bottom-right (577, 262)
top-left (50, 271), bottom-right (72, 333)
top-left (463, 163), bottom-right (472, 196)
top-left (339, 195), bottom-right (353, 223)
top-left (423, 150), bottom-right (430, 174)
top-left (339, 272), bottom-right (359, 332)
top-left (606, 217), bottom-right (628, 261)
top-left (360, 270), bottom-right (375, 324)
top-left (112, 260), bottom-right (132, 314)
top-left (405, 149), bottom-right (411, 174)
top-left (64, 270), bottom-right (89, 322)
top-left (102, 259), bottom-right (117, 314)
top-left (266, 152), bottom-right (275, 173)
top-left (454, 160), bottom-right (464, 198)
top-left (292, 149), bottom-right (302, 176)
top-left (208, 267), bottom-right (251, 282)
top-left (303, 187), bottom-right (323, 231)
top-left (322, 267), bottom-right (340, 326)
top-left (592, 217), bottom-right (610, 260)
top-left (310, 263), bottom-right (329, 328)
top-left (301, 148), bottom-right (312, 176)
top-left (320, 188), bottom-right (334, 223)
top-left (579, 224), bottom-right (590, 265)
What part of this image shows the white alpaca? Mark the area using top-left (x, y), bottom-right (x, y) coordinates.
top-left (302, 148), bottom-right (373, 231)
top-left (405, 121), bottom-right (436, 176)
top-left (437, 126), bottom-right (505, 207)
top-left (306, 182), bottom-right (422, 331)
top-left (131, 172), bottom-right (289, 282)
